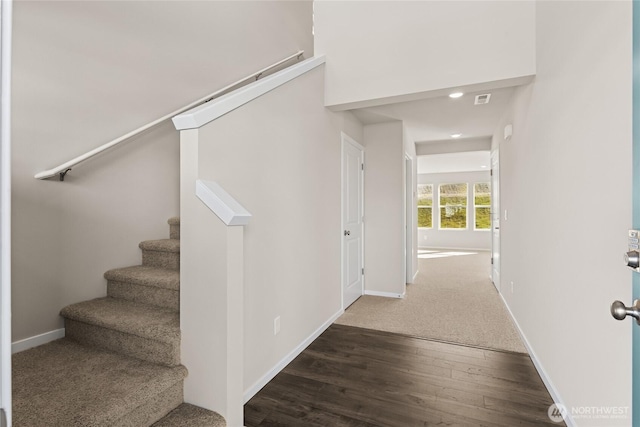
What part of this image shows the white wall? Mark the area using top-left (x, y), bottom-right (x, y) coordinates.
top-left (363, 122), bottom-right (406, 296)
top-left (495, 2), bottom-right (632, 424)
top-left (191, 65), bottom-right (363, 396)
top-left (314, 0), bottom-right (535, 109)
top-left (11, 1), bottom-right (313, 340)
top-left (418, 171), bottom-right (492, 251)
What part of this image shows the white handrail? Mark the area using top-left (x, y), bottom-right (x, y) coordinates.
top-left (34, 50), bottom-right (304, 180)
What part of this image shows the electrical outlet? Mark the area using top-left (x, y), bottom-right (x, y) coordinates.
top-left (510, 281), bottom-right (514, 293)
top-left (274, 316), bottom-right (281, 335)
top-left (504, 209), bottom-right (508, 221)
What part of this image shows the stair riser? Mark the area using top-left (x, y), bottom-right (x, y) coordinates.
top-left (115, 381), bottom-right (183, 427)
top-left (107, 281), bottom-right (179, 312)
top-left (65, 319), bottom-right (180, 367)
top-left (142, 250), bottom-right (180, 270)
top-left (170, 224), bottom-right (180, 240)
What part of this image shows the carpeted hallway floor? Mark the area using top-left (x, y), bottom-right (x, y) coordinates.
top-left (335, 249), bottom-right (527, 353)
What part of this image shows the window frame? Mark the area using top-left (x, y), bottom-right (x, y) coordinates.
top-left (473, 182), bottom-right (491, 231)
top-left (438, 182), bottom-right (468, 230)
top-left (417, 183), bottom-right (434, 229)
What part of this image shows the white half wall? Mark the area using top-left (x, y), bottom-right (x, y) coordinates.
top-left (495, 2), bottom-right (632, 425)
top-left (11, 1), bottom-right (313, 341)
top-left (192, 65), bottom-right (363, 395)
top-left (418, 171), bottom-right (491, 251)
top-left (363, 122), bottom-right (406, 295)
top-left (314, 0), bottom-right (535, 109)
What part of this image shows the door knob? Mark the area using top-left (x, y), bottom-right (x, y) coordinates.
top-left (344, 230), bottom-right (350, 236)
top-left (611, 300), bottom-right (640, 324)
top-left (625, 251), bottom-right (640, 269)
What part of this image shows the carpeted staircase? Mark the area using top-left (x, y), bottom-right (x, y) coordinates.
top-left (12, 217), bottom-right (226, 426)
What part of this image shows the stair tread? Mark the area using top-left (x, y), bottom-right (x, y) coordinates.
top-left (167, 217), bottom-right (180, 226)
top-left (152, 403), bottom-right (226, 427)
top-left (61, 297), bottom-right (179, 344)
top-left (140, 239), bottom-right (180, 253)
top-left (105, 265), bottom-right (180, 290)
top-left (12, 338), bottom-right (187, 427)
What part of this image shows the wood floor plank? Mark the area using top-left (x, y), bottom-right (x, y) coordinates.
top-left (244, 325), bottom-right (564, 427)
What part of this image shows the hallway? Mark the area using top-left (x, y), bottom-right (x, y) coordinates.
top-left (336, 251), bottom-right (524, 353)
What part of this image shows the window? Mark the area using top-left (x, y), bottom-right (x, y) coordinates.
top-left (417, 184), bottom-right (433, 228)
top-left (439, 183), bottom-right (467, 229)
top-left (474, 183), bottom-right (491, 230)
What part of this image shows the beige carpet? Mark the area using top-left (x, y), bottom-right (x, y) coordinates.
top-left (12, 217), bottom-right (226, 426)
top-left (335, 249), bottom-right (527, 353)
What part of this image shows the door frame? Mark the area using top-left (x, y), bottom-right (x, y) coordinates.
top-left (404, 155), bottom-right (414, 284)
top-left (0, 1), bottom-right (12, 425)
top-left (632, 1), bottom-right (640, 423)
top-left (490, 148), bottom-right (500, 292)
top-left (341, 132), bottom-right (365, 310)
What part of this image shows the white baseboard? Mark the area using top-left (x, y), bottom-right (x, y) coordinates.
top-left (12, 328), bottom-right (65, 354)
top-left (418, 246), bottom-right (490, 252)
top-left (364, 290), bottom-right (405, 299)
top-left (243, 308), bottom-right (344, 403)
top-left (498, 294), bottom-right (575, 427)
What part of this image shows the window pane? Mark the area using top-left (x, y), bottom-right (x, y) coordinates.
top-left (418, 207), bottom-right (432, 228)
top-left (474, 183), bottom-right (491, 206)
top-left (440, 207), bottom-right (467, 229)
top-left (439, 183), bottom-right (467, 206)
top-left (439, 183), bottom-right (467, 229)
top-left (475, 207), bottom-right (491, 229)
top-left (417, 184), bottom-right (433, 228)
top-left (417, 184), bottom-right (433, 207)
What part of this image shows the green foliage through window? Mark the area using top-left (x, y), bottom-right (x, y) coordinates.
top-left (474, 183), bottom-right (491, 230)
top-left (417, 184), bottom-right (433, 228)
top-left (439, 183), bottom-right (467, 229)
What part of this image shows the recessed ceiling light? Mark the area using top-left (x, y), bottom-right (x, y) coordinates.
top-left (450, 133), bottom-right (462, 138)
top-left (449, 92), bottom-right (464, 99)
top-left (481, 165), bottom-right (488, 168)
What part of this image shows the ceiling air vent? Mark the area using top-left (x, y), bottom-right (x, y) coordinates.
top-left (474, 93), bottom-right (491, 105)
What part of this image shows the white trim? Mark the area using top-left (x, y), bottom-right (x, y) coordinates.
top-left (364, 290), bottom-right (405, 299)
top-left (498, 293), bottom-right (575, 427)
top-left (0, 1), bottom-right (12, 424)
top-left (419, 246), bottom-right (490, 252)
top-left (11, 328), bottom-right (65, 354)
top-left (341, 132), bottom-right (365, 152)
top-left (195, 180), bottom-right (252, 226)
top-left (243, 309), bottom-right (344, 403)
top-left (174, 55), bottom-right (326, 130)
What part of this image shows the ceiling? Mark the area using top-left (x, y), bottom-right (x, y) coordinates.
top-left (417, 151), bottom-right (491, 174)
top-left (352, 87), bottom-right (515, 144)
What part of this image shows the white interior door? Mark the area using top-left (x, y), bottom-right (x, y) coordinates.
top-left (0, 1), bottom-right (12, 425)
top-left (491, 149), bottom-right (500, 292)
top-left (342, 134), bottom-right (364, 309)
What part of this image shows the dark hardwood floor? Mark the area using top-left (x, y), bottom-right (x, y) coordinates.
top-left (244, 324), bottom-right (564, 426)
